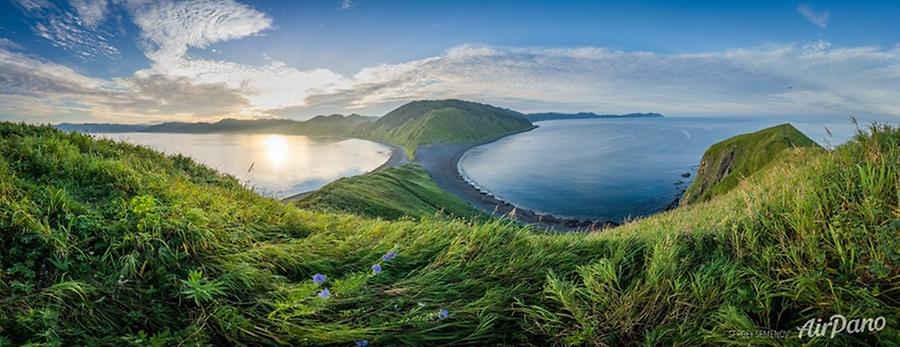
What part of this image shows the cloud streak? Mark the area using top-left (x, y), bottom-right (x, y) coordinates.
top-left (797, 4), bottom-right (830, 29)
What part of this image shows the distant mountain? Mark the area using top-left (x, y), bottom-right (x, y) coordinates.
top-left (141, 118), bottom-right (299, 133)
top-left (296, 114), bottom-right (377, 136)
top-left (366, 99), bottom-right (534, 155)
top-left (526, 112), bottom-right (664, 122)
top-left (680, 123), bottom-right (822, 206)
top-left (56, 114), bottom-right (378, 137)
top-left (56, 123), bottom-right (150, 133)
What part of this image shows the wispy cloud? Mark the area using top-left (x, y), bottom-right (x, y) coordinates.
top-left (340, 0), bottom-right (353, 10)
top-left (797, 4), bottom-right (830, 29)
top-left (12, 0), bottom-right (120, 59)
top-left (126, 0), bottom-right (273, 64)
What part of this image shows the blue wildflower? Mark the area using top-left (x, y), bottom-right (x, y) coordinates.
top-left (438, 308), bottom-right (449, 320)
top-left (312, 273), bottom-right (326, 285)
top-left (318, 288), bottom-right (330, 298)
top-left (382, 250), bottom-right (398, 261)
top-left (355, 340), bottom-right (369, 347)
top-left (372, 263), bottom-right (382, 274)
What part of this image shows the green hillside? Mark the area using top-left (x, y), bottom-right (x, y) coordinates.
top-left (680, 123), bottom-right (822, 206)
top-left (297, 164), bottom-right (483, 220)
top-left (365, 99), bottom-right (534, 156)
top-left (1, 122), bottom-right (897, 345)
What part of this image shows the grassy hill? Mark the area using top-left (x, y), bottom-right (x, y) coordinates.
top-left (1, 122), bottom-right (897, 345)
top-left (680, 123), bottom-right (822, 206)
top-left (365, 99), bottom-right (534, 156)
top-left (296, 164), bottom-right (483, 220)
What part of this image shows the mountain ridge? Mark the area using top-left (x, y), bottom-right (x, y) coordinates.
top-left (526, 112), bottom-right (664, 122)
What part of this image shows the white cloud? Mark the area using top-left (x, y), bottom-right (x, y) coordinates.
top-left (797, 4), bottom-right (830, 29)
top-left (69, 0), bottom-right (109, 27)
top-left (0, 47), bottom-right (250, 122)
top-left (340, 0), bottom-right (353, 10)
top-left (305, 43), bottom-right (900, 118)
top-left (126, 0), bottom-right (273, 64)
top-left (124, 0), bottom-right (347, 113)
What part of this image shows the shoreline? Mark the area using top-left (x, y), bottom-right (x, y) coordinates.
top-left (280, 141), bottom-right (407, 203)
top-left (415, 127), bottom-right (619, 231)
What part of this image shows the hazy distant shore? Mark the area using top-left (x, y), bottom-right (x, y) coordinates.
top-left (415, 127), bottom-right (619, 231)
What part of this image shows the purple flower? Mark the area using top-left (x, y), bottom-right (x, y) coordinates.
top-left (355, 340), bottom-right (369, 347)
top-left (438, 308), bottom-right (449, 320)
top-left (382, 250), bottom-right (398, 261)
top-left (318, 288), bottom-right (330, 298)
top-left (312, 273), bottom-right (326, 285)
top-left (372, 263), bottom-right (382, 274)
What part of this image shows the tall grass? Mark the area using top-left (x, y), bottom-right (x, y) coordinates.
top-left (0, 122), bottom-right (897, 345)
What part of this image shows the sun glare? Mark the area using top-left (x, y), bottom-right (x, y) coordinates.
top-left (262, 134), bottom-right (289, 168)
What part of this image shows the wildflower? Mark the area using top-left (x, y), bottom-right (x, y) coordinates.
top-left (438, 308), bottom-right (449, 320)
top-left (312, 273), bottom-right (326, 285)
top-left (382, 250), bottom-right (398, 261)
top-left (318, 288), bottom-right (330, 298)
top-left (356, 340), bottom-right (369, 347)
top-left (372, 263), bottom-right (382, 274)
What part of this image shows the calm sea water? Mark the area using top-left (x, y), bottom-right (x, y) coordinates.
top-left (459, 116), bottom-right (886, 222)
top-left (96, 133), bottom-right (391, 198)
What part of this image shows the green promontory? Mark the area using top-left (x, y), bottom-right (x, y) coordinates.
top-left (365, 99), bottom-right (534, 156)
top-left (680, 123), bottom-right (822, 206)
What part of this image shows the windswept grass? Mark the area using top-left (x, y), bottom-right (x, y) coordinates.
top-left (0, 122), bottom-right (897, 345)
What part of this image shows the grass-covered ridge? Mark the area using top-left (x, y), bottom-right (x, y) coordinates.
top-left (365, 99), bottom-right (534, 156)
top-left (296, 164), bottom-right (483, 221)
top-left (680, 123), bottom-right (822, 206)
top-left (1, 122), bottom-right (897, 345)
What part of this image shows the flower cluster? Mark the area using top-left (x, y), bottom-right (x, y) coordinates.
top-left (371, 250), bottom-right (398, 276)
top-left (312, 273), bottom-right (329, 298)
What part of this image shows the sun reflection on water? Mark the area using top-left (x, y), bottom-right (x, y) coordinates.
top-left (262, 134), bottom-right (289, 168)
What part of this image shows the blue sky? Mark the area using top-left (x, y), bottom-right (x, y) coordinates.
top-left (1, 0), bottom-right (899, 123)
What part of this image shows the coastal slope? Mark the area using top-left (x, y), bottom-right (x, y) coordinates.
top-left (0, 122), bottom-right (896, 345)
top-left (680, 123), bottom-right (822, 206)
top-left (296, 164), bottom-right (482, 220)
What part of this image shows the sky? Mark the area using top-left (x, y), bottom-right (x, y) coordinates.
top-left (1, 0), bottom-right (899, 123)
